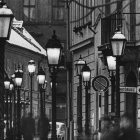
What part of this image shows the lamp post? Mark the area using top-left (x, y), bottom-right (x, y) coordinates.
top-left (4, 75), bottom-right (10, 140)
top-left (106, 56), bottom-right (116, 113)
top-left (28, 60), bottom-right (36, 117)
top-left (14, 66), bottom-right (23, 140)
top-left (110, 29), bottom-right (126, 117)
top-left (9, 78), bottom-right (14, 130)
top-left (81, 63), bottom-right (91, 135)
top-left (75, 55), bottom-right (85, 133)
top-left (0, 2), bottom-right (14, 139)
top-left (11, 73), bottom-right (16, 140)
top-left (42, 80), bottom-right (47, 115)
top-left (45, 30), bottom-right (62, 140)
top-left (37, 67), bottom-right (46, 117)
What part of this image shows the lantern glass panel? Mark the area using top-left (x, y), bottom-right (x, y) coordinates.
top-left (4, 81), bottom-right (10, 89)
top-left (107, 56), bottom-right (116, 71)
top-left (10, 84), bottom-right (14, 90)
top-left (28, 63), bottom-right (36, 73)
top-left (46, 48), bottom-right (61, 65)
top-left (0, 6), bottom-right (14, 38)
top-left (111, 40), bottom-right (124, 56)
top-left (15, 78), bottom-right (22, 87)
top-left (82, 71), bottom-right (91, 82)
top-left (0, 17), bottom-right (11, 37)
top-left (37, 75), bottom-right (45, 85)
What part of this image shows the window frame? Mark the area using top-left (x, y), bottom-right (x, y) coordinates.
top-left (52, 0), bottom-right (65, 21)
top-left (23, 0), bottom-right (36, 22)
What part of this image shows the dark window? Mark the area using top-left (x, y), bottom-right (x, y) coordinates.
top-left (52, 0), bottom-right (65, 21)
top-left (101, 14), bottom-right (117, 44)
top-left (23, 0), bottom-right (36, 22)
top-left (105, 0), bottom-right (110, 16)
top-left (117, 1), bottom-right (122, 27)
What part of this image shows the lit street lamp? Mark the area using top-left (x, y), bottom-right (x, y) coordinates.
top-left (81, 63), bottom-right (91, 135)
top-left (0, 2), bottom-right (14, 138)
top-left (110, 29), bottom-right (126, 117)
top-left (28, 60), bottom-right (36, 117)
top-left (14, 65), bottom-right (23, 140)
top-left (37, 67), bottom-right (46, 117)
top-left (46, 30), bottom-right (62, 140)
top-left (75, 55), bottom-right (85, 133)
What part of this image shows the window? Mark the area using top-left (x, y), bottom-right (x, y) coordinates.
top-left (23, 0), bottom-right (36, 22)
top-left (52, 0), bottom-right (65, 21)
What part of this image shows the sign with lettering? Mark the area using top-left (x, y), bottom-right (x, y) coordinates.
top-left (120, 87), bottom-right (136, 93)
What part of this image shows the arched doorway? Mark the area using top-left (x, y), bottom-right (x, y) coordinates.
top-left (126, 71), bottom-right (137, 128)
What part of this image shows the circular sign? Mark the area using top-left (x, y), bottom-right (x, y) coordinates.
top-left (92, 75), bottom-right (109, 92)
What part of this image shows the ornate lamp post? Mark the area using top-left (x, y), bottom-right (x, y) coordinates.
top-left (0, 2), bottom-right (14, 139)
top-left (81, 63), bottom-right (91, 135)
top-left (110, 29), bottom-right (126, 117)
top-left (28, 60), bottom-right (36, 117)
top-left (37, 67), bottom-right (46, 117)
top-left (4, 75), bottom-right (10, 140)
top-left (14, 66), bottom-right (23, 140)
top-left (75, 55), bottom-right (85, 133)
top-left (45, 30), bottom-right (62, 140)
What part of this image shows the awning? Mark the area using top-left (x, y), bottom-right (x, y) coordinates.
top-left (7, 27), bottom-right (46, 56)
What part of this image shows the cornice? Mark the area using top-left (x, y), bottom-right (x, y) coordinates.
top-left (70, 37), bottom-right (94, 52)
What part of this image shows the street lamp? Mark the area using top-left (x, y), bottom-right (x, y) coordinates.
top-left (0, 2), bottom-right (14, 39)
top-left (75, 55), bottom-right (85, 133)
top-left (14, 65), bottom-right (23, 140)
top-left (81, 63), bottom-right (91, 135)
top-left (37, 67), bottom-right (46, 117)
top-left (106, 56), bottom-right (116, 113)
top-left (110, 29), bottom-right (126, 117)
top-left (28, 60), bottom-right (36, 117)
top-left (45, 30), bottom-right (62, 140)
top-left (4, 75), bottom-right (10, 140)
top-left (0, 3), bottom-right (14, 136)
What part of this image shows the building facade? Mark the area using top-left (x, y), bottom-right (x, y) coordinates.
top-left (69, 0), bottom-right (140, 139)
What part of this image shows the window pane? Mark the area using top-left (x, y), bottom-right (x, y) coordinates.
top-left (30, 8), bottom-right (35, 21)
top-left (24, 0), bottom-right (29, 5)
top-left (24, 7), bottom-right (29, 21)
top-left (30, 0), bottom-right (36, 6)
top-left (58, 7), bottom-right (64, 20)
top-left (52, 0), bottom-right (64, 21)
top-left (53, 8), bottom-right (58, 20)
